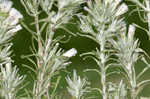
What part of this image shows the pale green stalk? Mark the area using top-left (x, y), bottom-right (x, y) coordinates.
top-left (100, 42), bottom-right (107, 99)
top-left (21, 0), bottom-right (83, 98)
top-left (78, 0), bottom-right (128, 98)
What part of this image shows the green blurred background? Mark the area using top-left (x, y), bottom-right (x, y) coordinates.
top-left (11, 0), bottom-right (150, 98)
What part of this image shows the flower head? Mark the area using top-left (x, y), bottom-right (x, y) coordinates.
top-left (5, 8), bottom-right (23, 26)
top-left (0, 0), bottom-right (13, 13)
top-left (115, 3), bottom-right (128, 16)
top-left (63, 48), bottom-right (77, 58)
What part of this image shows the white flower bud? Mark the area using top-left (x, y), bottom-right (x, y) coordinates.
top-left (63, 48), bottom-right (77, 58)
top-left (115, 3), bottom-right (128, 16)
top-left (0, 0), bottom-right (13, 13)
top-left (5, 8), bottom-right (23, 25)
top-left (128, 25), bottom-right (135, 40)
top-left (6, 62), bottom-right (12, 74)
top-left (7, 25), bottom-right (22, 33)
top-left (9, 8), bottom-right (23, 19)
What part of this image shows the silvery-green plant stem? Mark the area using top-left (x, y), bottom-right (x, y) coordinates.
top-left (100, 42), bottom-right (107, 99)
top-left (147, 13), bottom-right (150, 39)
top-left (33, 3), bottom-right (43, 99)
top-left (20, 0), bottom-right (82, 98)
top-left (34, 71), bottom-right (45, 99)
top-left (34, 3), bottom-right (42, 69)
top-left (129, 65), bottom-right (137, 99)
top-left (145, 0), bottom-right (150, 39)
top-left (78, 1), bottom-right (128, 98)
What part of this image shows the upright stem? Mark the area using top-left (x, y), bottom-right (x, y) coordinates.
top-left (35, 11), bottom-right (43, 68)
top-left (147, 12), bottom-right (150, 39)
top-left (128, 65), bottom-right (137, 99)
top-left (100, 41), bottom-right (107, 99)
top-left (6, 93), bottom-right (13, 99)
top-left (131, 88), bottom-right (136, 99)
top-left (33, 3), bottom-right (43, 99)
top-left (145, 0), bottom-right (150, 40)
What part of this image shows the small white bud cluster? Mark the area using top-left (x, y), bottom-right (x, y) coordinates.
top-left (5, 62), bottom-right (12, 74)
top-left (0, 0), bottom-right (13, 13)
top-left (115, 3), bottom-right (128, 16)
top-left (63, 48), bottom-right (77, 58)
top-left (128, 24), bottom-right (136, 40)
top-left (0, 0), bottom-right (23, 33)
top-left (5, 8), bottom-right (23, 26)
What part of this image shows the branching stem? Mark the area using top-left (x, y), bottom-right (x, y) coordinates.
top-left (33, 2), bottom-right (45, 99)
top-left (128, 64), bottom-right (137, 99)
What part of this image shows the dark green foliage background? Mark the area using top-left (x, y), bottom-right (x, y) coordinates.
top-left (11, 0), bottom-right (150, 98)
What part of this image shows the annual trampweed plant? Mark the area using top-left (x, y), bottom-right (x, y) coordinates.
top-left (0, 0), bottom-right (150, 99)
